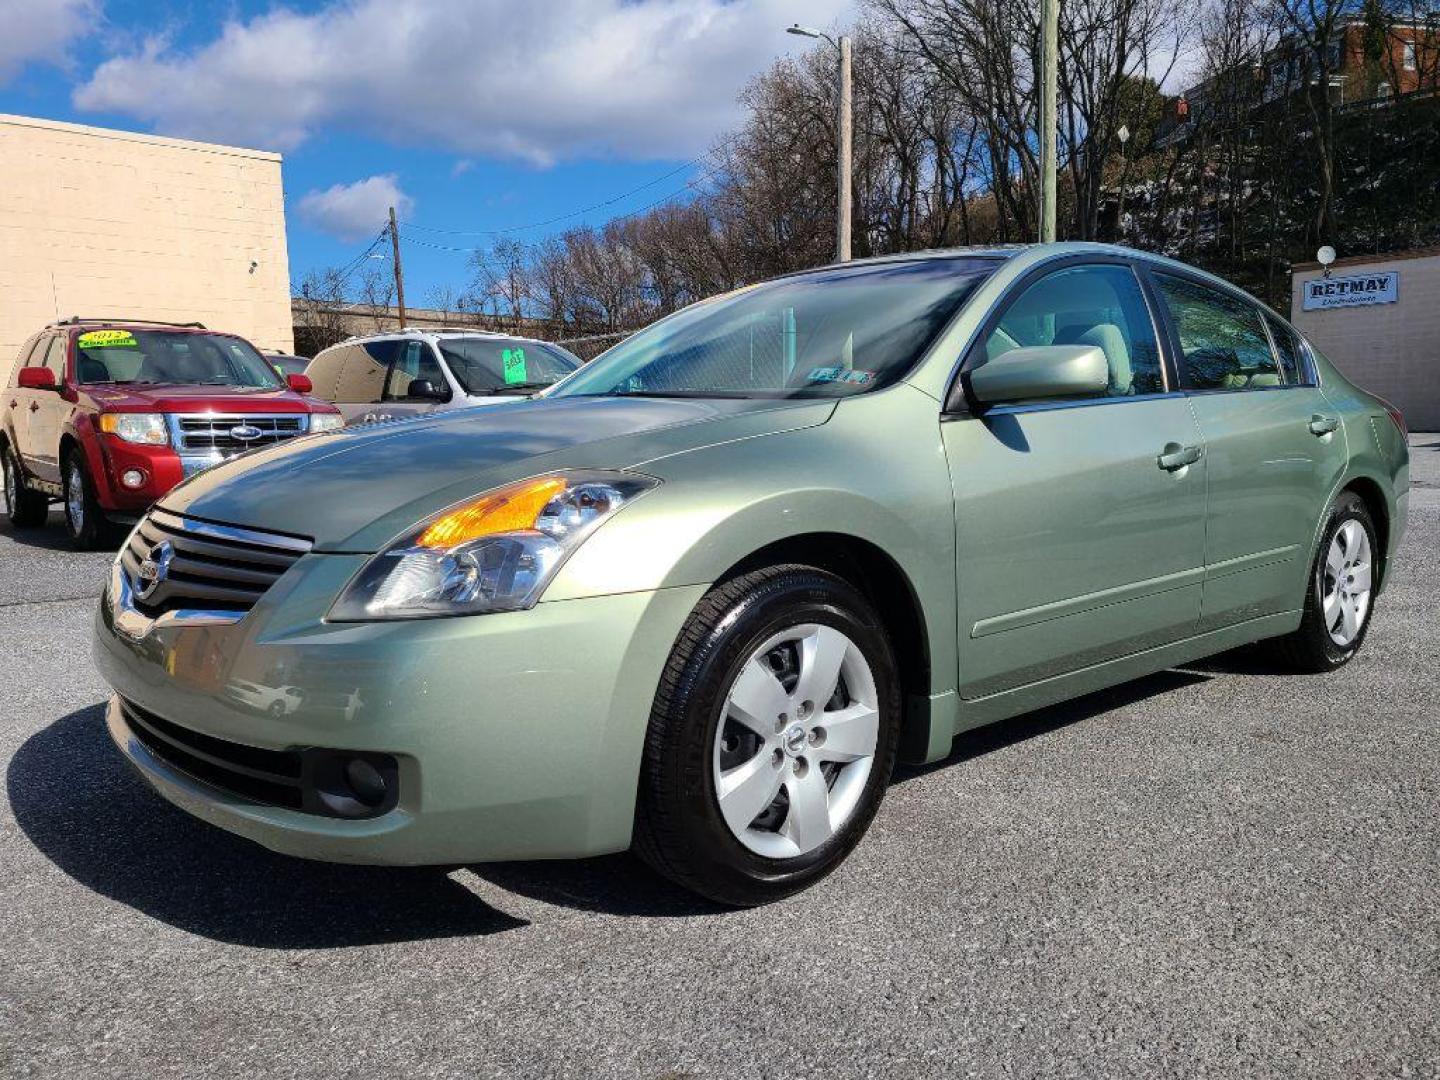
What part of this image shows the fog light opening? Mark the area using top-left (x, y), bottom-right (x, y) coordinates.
top-left (308, 750), bottom-right (398, 818)
top-left (344, 757), bottom-right (388, 808)
top-left (120, 468), bottom-right (148, 489)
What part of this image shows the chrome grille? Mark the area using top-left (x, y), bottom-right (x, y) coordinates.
top-left (174, 413), bottom-right (306, 452)
top-left (119, 508), bottom-right (312, 616)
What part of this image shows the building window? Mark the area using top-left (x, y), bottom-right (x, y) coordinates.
top-left (1403, 41), bottom-right (1417, 71)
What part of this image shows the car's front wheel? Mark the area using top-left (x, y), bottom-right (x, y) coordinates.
top-left (1271, 491), bottom-right (1379, 672)
top-left (634, 565), bottom-right (901, 906)
top-left (62, 451), bottom-right (108, 550)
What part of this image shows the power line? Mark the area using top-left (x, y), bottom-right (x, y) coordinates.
top-left (401, 157), bottom-right (707, 238)
top-left (400, 164), bottom-right (727, 258)
top-left (399, 135), bottom-right (735, 240)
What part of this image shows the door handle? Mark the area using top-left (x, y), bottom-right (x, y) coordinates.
top-left (28, 401), bottom-right (40, 412)
top-left (1308, 414), bottom-right (1339, 436)
top-left (1157, 443), bottom-right (1202, 471)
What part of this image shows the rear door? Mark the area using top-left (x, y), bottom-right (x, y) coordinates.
top-left (6, 334), bottom-right (43, 467)
top-left (1147, 270), bottom-right (1349, 629)
top-left (943, 259), bottom-right (1208, 700)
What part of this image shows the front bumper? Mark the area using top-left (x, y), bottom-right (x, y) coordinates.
top-left (94, 550), bottom-right (705, 864)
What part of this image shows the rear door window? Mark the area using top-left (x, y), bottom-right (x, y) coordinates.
top-left (8, 335), bottom-right (43, 386)
top-left (1153, 274), bottom-right (1280, 390)
top-left (1264, 314), bottom-right (1310, 385)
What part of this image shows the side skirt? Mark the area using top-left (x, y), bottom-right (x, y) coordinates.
top-left (917, 610), bottom-right (1301, 763)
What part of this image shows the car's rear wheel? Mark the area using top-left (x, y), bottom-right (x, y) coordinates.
top-left (3, 446), bottom-right (49, 528)
top-left (634, 565), bottom-right (901, 906)
top-left (1270, 491), bottom-right (1378, 672)
top-left (62, 452), bottom-right (109, 550)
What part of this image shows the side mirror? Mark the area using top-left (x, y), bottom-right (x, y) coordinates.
top-left (968, 344), bottom-right (1108, 406)
top-left (286, 372), bottom-right (314, 394)
top-left (17, 367), bottom-right (58, 391)
top-left (407, 379), bottom-right (446, 401)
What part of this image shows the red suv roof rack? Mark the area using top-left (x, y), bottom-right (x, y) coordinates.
top-left (49, 316), bottom-right (207, 329)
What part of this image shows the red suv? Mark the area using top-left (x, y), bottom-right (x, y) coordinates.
top-left (2, 319), bottom-right (342, 548)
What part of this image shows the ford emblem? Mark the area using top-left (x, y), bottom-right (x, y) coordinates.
top-left (230, 424), bottom-right (264, 441)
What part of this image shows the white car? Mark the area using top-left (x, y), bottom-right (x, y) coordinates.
top-left (305, 329), bottom-right (582, 425)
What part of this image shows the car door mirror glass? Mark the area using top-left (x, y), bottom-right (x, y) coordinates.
top-left (968, 345), bottom-right (1109, 405)
top-left (407, 379), bottom-right (445, 400)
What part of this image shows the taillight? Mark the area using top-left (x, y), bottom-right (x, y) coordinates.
top-left (1377, 396), bottom-right (1407, 439)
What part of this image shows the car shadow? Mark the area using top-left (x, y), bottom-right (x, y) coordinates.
top-left (7, 705), bottom-right (528, 947)
top-left (893, 667), bottom-right (1213, 783)
top-left (10, 668), bottom-right (1228, 929)
top-left (0, 511), bottom-right (126, 554)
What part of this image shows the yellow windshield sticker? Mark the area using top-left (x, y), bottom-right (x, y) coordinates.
top-left (77, 330), bottom-right (138, 349)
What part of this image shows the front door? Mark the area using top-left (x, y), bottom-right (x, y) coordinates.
top-left (942, 262), bottom-right (1208, 700)
top-left (378, 340), bottom-right (452, 420)
top-left (21, 335), bottom-right (70, 483)
top-left (1147, 271), bottom-right (1350, 630)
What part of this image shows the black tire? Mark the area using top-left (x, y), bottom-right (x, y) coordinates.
top-left (1269, 491), bottom-right (1379, 673)
top-left (634, 565), bottom-right (902, 906)
top-left (62, 451), bottom-right (109, 550)
top-left (3, 445), bottom-right (49, 528)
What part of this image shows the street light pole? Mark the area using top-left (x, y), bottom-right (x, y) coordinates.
top-left (1038, 0), bottom-right (1058, 243)
top-left (837, 35), bottom-right (852, 262)
top-left (787, 24), bottom-right (852, 262)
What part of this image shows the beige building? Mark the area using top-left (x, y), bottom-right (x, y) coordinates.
top-left (1292, 247), bottom-right (1440, 431)
top-left (0, 113), bottom-right (293, 361)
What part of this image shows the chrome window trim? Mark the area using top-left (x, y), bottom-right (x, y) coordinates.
top-left (148, 508), bottom-right (313, 553)
top-left (979, 390), bottom-right (1188, 417)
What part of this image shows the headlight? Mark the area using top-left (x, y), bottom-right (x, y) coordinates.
top-left (99, 413), bottom-right (168, 445)
top-left (309, 413), bottom-right (345, 433)
top-left (328, 471), bottom-right (658, 621)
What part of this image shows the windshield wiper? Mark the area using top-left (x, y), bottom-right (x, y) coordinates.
top-left (485, 381), bottom-right (554, 394)
top-left (596, 389), bottom-right (761, 399)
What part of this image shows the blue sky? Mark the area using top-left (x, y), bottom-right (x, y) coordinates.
top-left (1, 0), bottom-right (853, 303)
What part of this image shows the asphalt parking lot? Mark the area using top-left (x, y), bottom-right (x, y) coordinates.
top-left (2, 435), bottom-right (1436, 1079)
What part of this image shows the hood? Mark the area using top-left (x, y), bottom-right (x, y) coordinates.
top-left (84, 384), bottom-right (315, 414)
top-left (160, 395), bottom-right (834, 551)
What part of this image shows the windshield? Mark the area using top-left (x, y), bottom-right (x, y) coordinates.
top-left (553, 259), bottom-right (994, 400)
top-left (437, 338), bottom-right (579, 395)
top-left (74, 329), bottom-right (284, 388)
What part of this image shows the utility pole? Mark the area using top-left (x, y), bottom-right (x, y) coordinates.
top-left (837, 34), bottom-right (853, 262)
top-left (388, 205), bottom-right (407, 329)
top-left (1038, 0), bottom-right (1059, 243)
top-left (786, 24), bottom-right (853, 262)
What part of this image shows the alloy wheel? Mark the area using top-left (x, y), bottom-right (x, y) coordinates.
top-left (1320, 519), bottom-right (1372, 647)
top-left (713, 622), bottom-right (879, 859)
top-left (2, 455), bottom-right (14, 515)
top-left (66, 465), bottom-right (85, 534)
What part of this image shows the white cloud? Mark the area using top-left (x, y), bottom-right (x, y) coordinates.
top-left (70, 0), bottom-right (854, 162)
top-left (295, 174), bottom-right (413, 241)
top-left (0, 0), bottom-right (98, 84)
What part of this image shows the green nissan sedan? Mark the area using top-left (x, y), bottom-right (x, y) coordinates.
top-left (94, 243), bottom-right (1409, 905)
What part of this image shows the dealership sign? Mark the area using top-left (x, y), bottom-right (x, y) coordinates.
top-left (1302, 271), bottom-right (1399, 311)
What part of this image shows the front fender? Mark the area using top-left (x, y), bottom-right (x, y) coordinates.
top-left (545, 387), bottom-right (960, 698)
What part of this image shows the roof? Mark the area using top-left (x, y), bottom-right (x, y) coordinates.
top-left (0, 112), bottom-right (282, 162)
